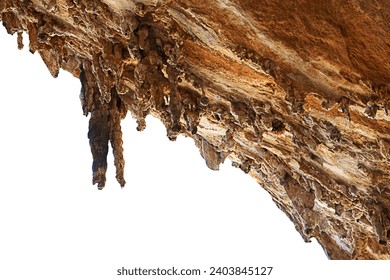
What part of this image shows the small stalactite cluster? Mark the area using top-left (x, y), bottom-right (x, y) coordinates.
top-left (74, 7), bottom-right (198, 188)
top-left (80, 65), bottom-right (127, 189)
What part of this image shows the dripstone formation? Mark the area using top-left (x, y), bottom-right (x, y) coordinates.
top-left (1, 0), bottom-right (389, 259)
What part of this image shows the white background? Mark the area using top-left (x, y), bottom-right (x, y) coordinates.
top-left (0, 28), bottom-right (388, 279)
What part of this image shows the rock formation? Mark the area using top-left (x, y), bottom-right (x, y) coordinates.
top-left (1, 0), bottom-right (389, 259)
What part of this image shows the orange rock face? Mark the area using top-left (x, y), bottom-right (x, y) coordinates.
top-left (1, 0), bottom-right (389, 259)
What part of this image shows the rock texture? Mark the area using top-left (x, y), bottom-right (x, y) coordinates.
top-left (1, 0), bottom-right (389, 259)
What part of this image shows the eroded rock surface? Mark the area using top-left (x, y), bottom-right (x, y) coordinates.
top-left (1, 0), bottom-right (389, 259)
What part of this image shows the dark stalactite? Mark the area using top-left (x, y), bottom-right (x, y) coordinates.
top-left (88, 108), bottom-right (109, 190)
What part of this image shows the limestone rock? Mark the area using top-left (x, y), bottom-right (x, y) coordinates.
top-left (1, 0), bottom-right (389, 259)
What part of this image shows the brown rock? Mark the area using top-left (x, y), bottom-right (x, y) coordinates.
top-left (1, 0), bottom-right (389, 259)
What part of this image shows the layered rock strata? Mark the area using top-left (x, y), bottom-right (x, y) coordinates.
top-left (1, 0), bottom-right (389, 259)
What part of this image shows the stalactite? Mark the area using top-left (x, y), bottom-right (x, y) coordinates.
top-left (88, 105), bottom-right (109, 190)
top-left (108, 90), bottom-right (126, 188)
